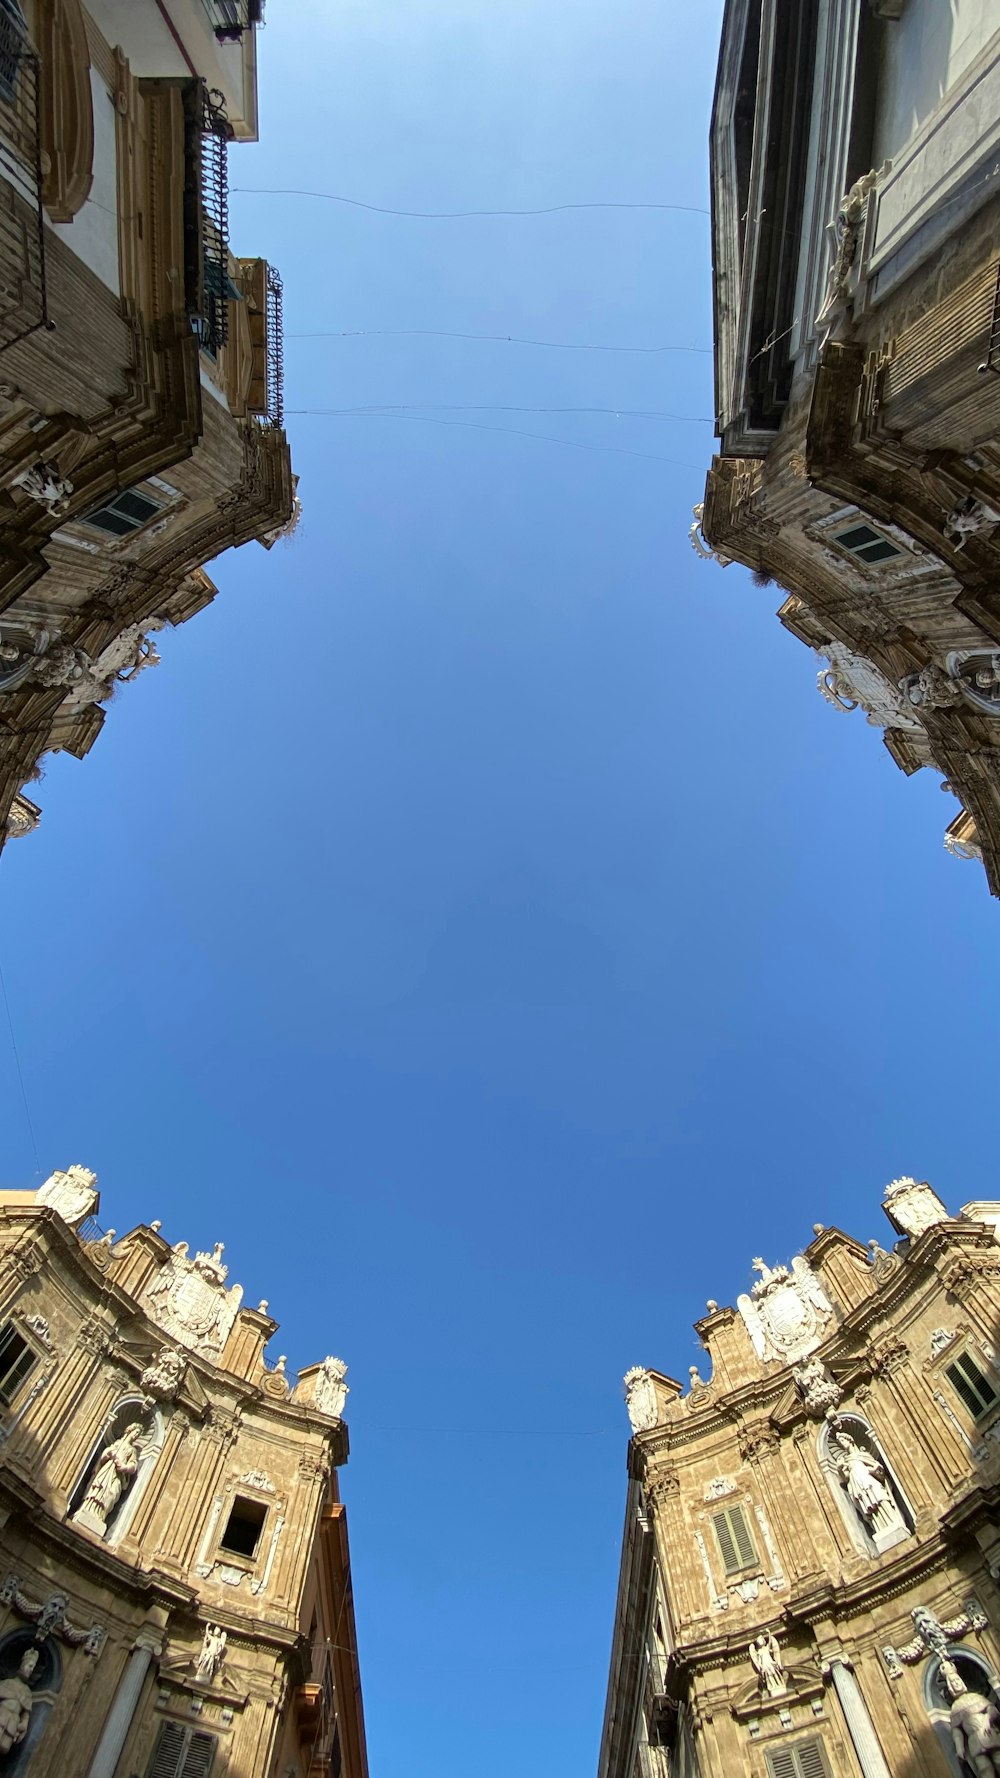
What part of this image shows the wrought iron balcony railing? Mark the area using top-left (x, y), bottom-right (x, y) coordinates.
top-left (195, 86), bottom-right (234, 357)
top-left (0, 0), bottom-right (49, 351)
top-left (206, 0), bottom-right (265, 43)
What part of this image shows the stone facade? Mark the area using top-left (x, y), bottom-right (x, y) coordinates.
top-left (599, 1176), bottom-right (1000, 1778)
top-left (698, 2), bottom-right (1000, 894)
top-left (0, 1166), bottom-right (366, 1778)
top-left (0, 0), bottom-right (296, 852)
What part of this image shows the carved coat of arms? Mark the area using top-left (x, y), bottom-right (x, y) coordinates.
top-left (142, 1243), bottom-right (243, 1359)
top-left (737, 1257), bottom-right (833, 1364)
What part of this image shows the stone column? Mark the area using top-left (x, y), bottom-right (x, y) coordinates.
top-left (86, 1636), bottom-right (157, 1778)
top-left (826, 1657), bottom-right (893, 1778)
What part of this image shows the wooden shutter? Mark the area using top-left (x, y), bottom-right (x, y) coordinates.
top-left (712, 1505), bottom-right (756, 1575)
top-left (946, 1352), bottom-right (997, 1418)
top-left (766, 1743), bottom-right (828, 1778)
top-left (147, 1724), bottom-right (216, 1778)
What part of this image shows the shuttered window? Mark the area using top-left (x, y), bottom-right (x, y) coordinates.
top-left (711, 1504), bottom-right (757, 1575)
top-left (0, 1323), bottom-right (37, 1404)
top-left (945, 1351), bottom-right (998, 1420)
top-left (146, 1722), bottom-right (217, 1778)
top-left (765, 1739), bottom-right (830, 1778)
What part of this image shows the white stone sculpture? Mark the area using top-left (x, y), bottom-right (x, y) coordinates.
top-left (36, 1164), bottom-right (98, 1229)
top-left (943, 1660), bottom-right (1000, 1775)
top-left (899, 664), bottom-right (962, 711)
top-left (793, 1354), bottom-right (842, 1416)
top-left (943, 499), bottom-right (1000, 550)
top-left (883, 1601), bottom-right (989, 1677)
top-left (738, 1255), bottom-right (834, 1364)
top-left (11, 459), bottom-right (73, 514)
top-left (688, 503), bottom-right (733, 567)
top-left (58, 622), bottom-right (164, 714)
top-left (314, 1357), bottom-right (349, 1419)
top-left (0, 1649), bottom-right (37, 1755)
top-left (815, 642), bottom-right (922, 731)
top-left (749, 1631), bottom-right (785, 1698)
top-left (930, 1328), bottom-right (955, 1359)
top-left (139, 1348), bottom-right (185, 1401)
top-left (827, 1418), bottom-right (906, 1543)
top-left (815, 167), bottom-right (885, 341)
top-left (72, 1423), bottom-right (145, 1537)
top-left (194, 1623), bottom-right (227, 1686)
top-left (882, 1176), bottom-right (949, 1239)
top-left (142, 1242), bottom-right (243, 1359)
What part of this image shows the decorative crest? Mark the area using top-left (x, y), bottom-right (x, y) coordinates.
top-left (738, 1255), bottom-right (833, 1364)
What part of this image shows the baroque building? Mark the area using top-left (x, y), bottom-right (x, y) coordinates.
top-left (696, 2), bottom-right (1000, 893)
top-left (599, 1175), bottom-right (1000, 1778)
top-left (0, 1164), bottom-right (367, 1778)
top-left (0, 0), bottom-right (295, 850)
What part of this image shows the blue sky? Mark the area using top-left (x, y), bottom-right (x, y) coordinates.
top-left (3, 2), bottom-right (1000, 1774)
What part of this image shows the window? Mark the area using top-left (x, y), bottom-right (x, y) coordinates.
top-left (147, 1723), bottom-right (216, 1778)
top-left (0, 0), bottom-right (28, 106)
top-left (945, 1351), bottom-right (998, 1421)
top-left (831, 521), bottom-right (904, 566)
top-left (219, 1495), bottom-right (267, 1559)
top-left (765, 1740), bottom-right (830, 1778)
top-left (0, 1323), bottom-right (36, 1404)
top-left (711, 1505), bottom-right (757, 1576)
top-left (78, 487), bottom-right (163, 538)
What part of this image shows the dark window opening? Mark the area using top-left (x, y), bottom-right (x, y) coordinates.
top-left (0, 1323), bottom-right (36, 1404)
top-left (946, 1352), bottom-right (998, 1421)
top-left (219, 1495), bottom-right (267, 1559)
top-left (79, 487), bottom-right (163, 538)
top-left (832, 521), bottom-right (904, 566)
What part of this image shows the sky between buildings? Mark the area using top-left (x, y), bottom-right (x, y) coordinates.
top-left (3, 1), bottom-right (1000, 1774)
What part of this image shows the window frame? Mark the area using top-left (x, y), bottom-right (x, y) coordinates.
top-left (0, 1320), bottom-right (39, 1406)
top-left (829, 519), bottom-right (905, 567)
top-left (76, 485), bottom-right (165, 540)
top-left (764, 1737), bottom-right (832, 1778)
top-left (217, 1493), bottom-right (268, 1564)
top-left (944, 1348), bottom-right (999, 1423)
top-left (711, 1503), bottom-right (759, 1578)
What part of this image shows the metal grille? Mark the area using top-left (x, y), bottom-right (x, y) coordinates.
top-left (264, 261), bottom-right (284, 425)
top-left (198, 86), bottom-right (233, 357)
top-left (0, 21), bottom-right (50, 353)
top-left (206, 0), bottom-right (264, 41)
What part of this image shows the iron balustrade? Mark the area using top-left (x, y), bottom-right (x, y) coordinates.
top-left (197, 86), bottom-right (234, 357)
top-left (263, 262), bottom-right (284, 425)
top-left (206, 0), bottom-right (265, 43)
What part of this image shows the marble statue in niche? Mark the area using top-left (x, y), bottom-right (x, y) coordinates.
top-left (72, 1423), bottom-right (145, 1538)
top-left (0, 1649), bottom-right (36, 1756)
top-left (941, 1658), bottom-right (1000, 1774)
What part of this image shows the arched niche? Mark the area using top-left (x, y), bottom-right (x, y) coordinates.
top-left (817, 1411), bottom-right (914, 1558)
top-left (67, 1393), bottom-right (164, 1546)
top-left (34, 0), bottom-right (95, 222)
top-left (0, 1627), bottom-right (61, 1777)
top-left (923, 1647), bottom-right (1000, 1778)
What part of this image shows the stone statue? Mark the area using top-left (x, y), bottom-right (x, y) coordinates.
top-left (943, 1661), bottom-right (1000, 1775)
top-left (11, 459), bottom-right (73, 514)
top-left (749, 1631), bottom-right (785, 1698)
top-left (0, 1648), bottom-right (37, 1755)
top-left (73, 1423), bottom-right (145, 1537)
top-left (314, 1356), bottom-right (349, 1419)
top-left (623, 1367), bottom-right (658, 1433)
top-left (793, 1354), bottom-right (841, 1417)
top-left (828, 1420), bottom-right (904, 1541)
top-left (194, 1622), bottom-right (227, 1685)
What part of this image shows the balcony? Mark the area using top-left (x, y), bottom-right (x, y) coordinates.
top-left (243, 259), bottom-right (284, 426)
top-left (0, 0), bottom-right (48, 350)
top-left (185, 85), bottom-right (235, 359)
top-left (205, 0), bottom-right (265, 43)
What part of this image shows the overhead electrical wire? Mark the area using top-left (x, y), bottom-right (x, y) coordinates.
top-left (302, 402), bottom-right (712, 422)
top-left (286, 408), bottom-right (704, 469)
top-left (232, 186), bottom-right (709, 219)
top-left (288, 327), bottom-right (712, 355)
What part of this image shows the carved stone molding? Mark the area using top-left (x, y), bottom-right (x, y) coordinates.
top-left (0, 1574), bottom-right (105, 1654)
top-left (646, 1472), bottom-right (680, 1508)
top-left (738, 1424), bottom-right (780, 1464)
top-left (35, 0), bottom-right (95, 222)
top-left (869, 1336), bottom-right (909, 1378)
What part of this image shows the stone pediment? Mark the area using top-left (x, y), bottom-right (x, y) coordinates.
top-left (731, 1664), bottom-right (824, 1721)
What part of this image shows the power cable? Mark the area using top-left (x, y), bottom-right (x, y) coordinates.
top-left (288, 328), bottom-right (712, 355)
top-left (303, 402), bottom-right (712, 422)
top-left (232, 186), bottom-right (709, 219)
top-left (286, 408), bottom-right (704, 468)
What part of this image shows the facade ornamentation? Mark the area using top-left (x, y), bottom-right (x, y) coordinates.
top-left (883, 1176), bottom-right (949, 1239)
top-left (749, 1631), bottom-right (785, 1698)
top-left (72, 1422), bottom-right (147, 1538)
top-left (816, 642), bottom-right (922, 731)
top-left (240, 1470), bottom-right (275, 1493)
top-left (142, 1241), bottom-right (243, 1359)
top-left (193, 1623), bottom-right (227, 1686)
top-left (827, 1415), bottom-right (908, 1545)
top-left (815, 167), bottom-right (884, 340)
top-left (942, 1657), bottom-right (1000, 1772)
top-left (688, 503), bottom-right (733, 566)
top-left (10, 459), bottom-right (74, 514)
top-left (867, 1238), bottom-right (901, 1286)
top-left (793, 1354), bottom-right (842, 1416)
top-left (945, 828), bottom-right (983, 860)
top-left (869, 1335), bottom-right (909, 1377)
top-left (35, 1163), bottom-right (98, 1229)
top-left (24, 1314), bottom-right (51, 1348)
top-left (139, 1347), bottom-right (185, 1401)
top-left (623, 1366), bottom-right (658, 1433)
top-left (33, 622), bottom-right (165, 714)
top-left (313, 1355), bottom-right (350, 1419)
top-left (930, 1327), bottom-right (956, 1359)
top-left (882, 1600), bottom-right (989, 1677)
top-left (899, 663), bottom-right (963, 711)
top-left (704, 1476), bottom-right (737, 1501)
top-left (0, 1649), bottom-right (38, 1755)
top-left (737, 1255), bottom-right (834, 1364)
top-left (0, 1575), bottom-right (105, 1653)
top-left (947, 651), bottom-right (1000, 715)
top-left (261, 1356), bottom-right (290, 1400)
top-left (943, 498), bottom-right (1000, 550)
